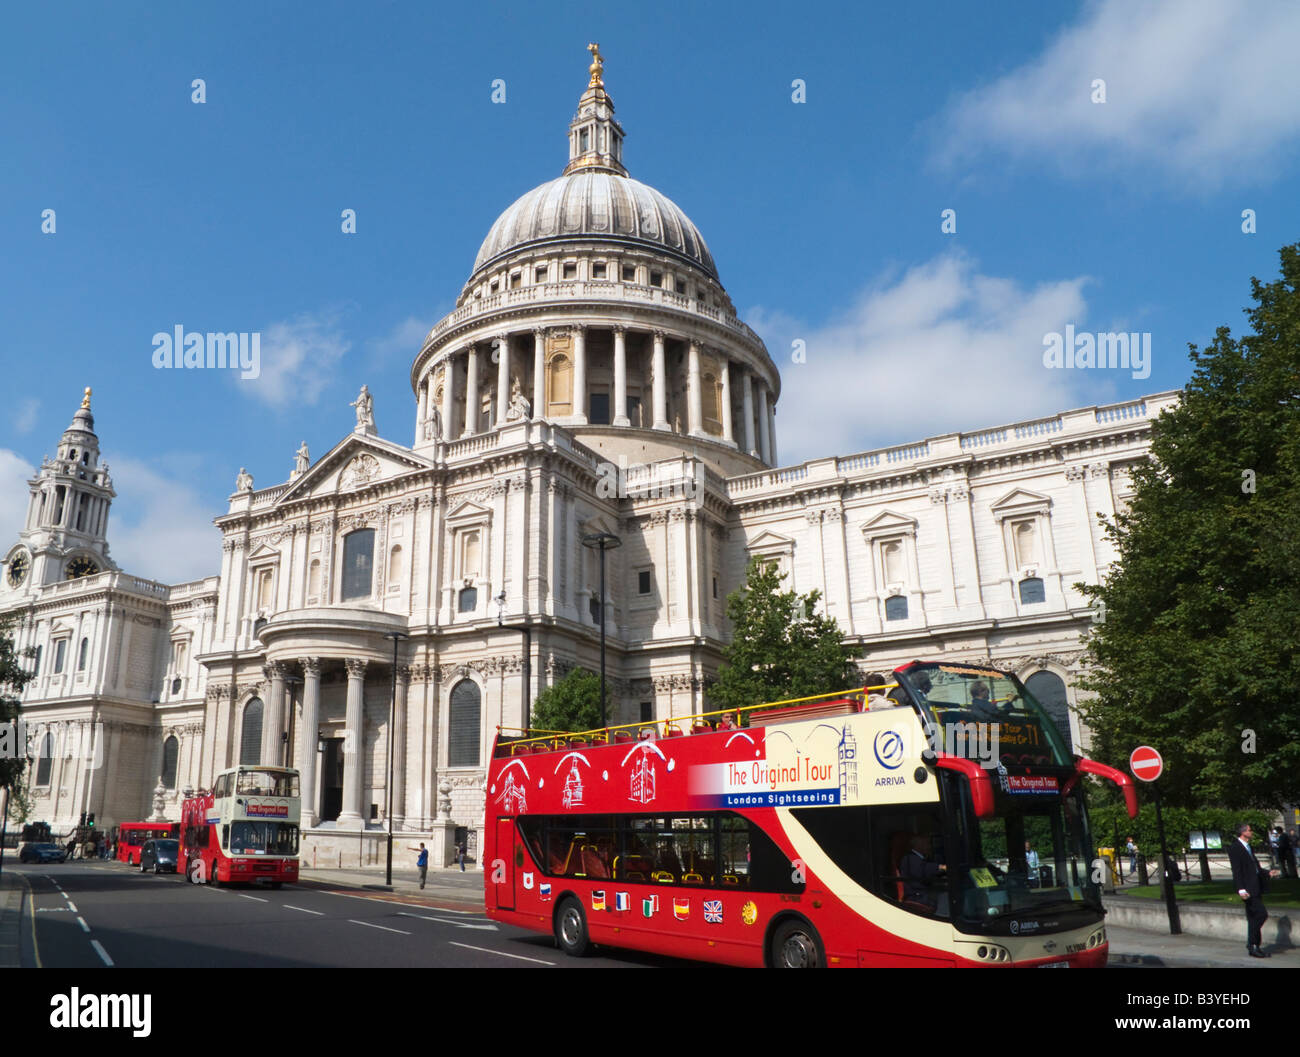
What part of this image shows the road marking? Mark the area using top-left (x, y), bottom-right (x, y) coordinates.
top-left (35, 907), bottom-right (72, 913)
top-left (236, 893), bottom-right (269, 903)
top-left (348, 919), bottom-right (411, 935)
top-left (65, 900), bottom-right (78, 912)
top-left (397, 911), bottom-right (498, 931)
top-left (296, 883), bottom-right (482, 913)
top-left (448, 941), bottom-right (555, 965)
top-left (284, 905), bottom-right (324, 916)
top-left (90, 940), bottom-right (114, 967)
top-left (76, 916), bottom-right (90, 934)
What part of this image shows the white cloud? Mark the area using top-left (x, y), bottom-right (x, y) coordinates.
top-left (14, 399), bottom-right (40, 435)
top-left (931, 0), bottom-right (1300, 185)
top-left (757, 254), bottom-right (1090, 465)
top-left (246, 310), bottom-right (351, 408)
top-left (367, 315), bottom-right (429, 368)
top-left (105, 456), bottom-right (221, 585)
top-left (0, 450), bottom-right (35, 550)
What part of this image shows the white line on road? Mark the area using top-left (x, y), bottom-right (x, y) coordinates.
top-left (284, 905), bottom-right (324, 915)
top-left (236, 893), bottom-right (269, 903)
top-left (35, 907), bottom-right (72, 913)
top-left (90, 940), bottom-right (114, 967)
top-left (348, 919), bottom-right (411, 935)
top-left (448, 941), bottom-right (555, 965)
top-left (65, 900), bottom-right (77, 912)
top-left (76, 916), bottom-right (90, 934)
top-left (397, 911), bottom-right (498, 931)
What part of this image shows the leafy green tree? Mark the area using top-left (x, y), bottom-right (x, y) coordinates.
top-left (1079, 244), bottom-right (1300, 808)
top-left (531, 668), bottom-right (603, 733)
top-left (1, 615), bottom-right (34, 794)
top-left (710, 558), bottom-right (858, 715)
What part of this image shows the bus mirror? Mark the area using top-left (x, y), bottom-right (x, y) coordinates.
top-left (1075, 758), bottom-right (1139, 818)
top-left (934, 754), bottom-right (994, 818)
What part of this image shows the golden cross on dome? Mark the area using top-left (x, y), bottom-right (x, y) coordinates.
top-left (587, 42), bottom-right (604, 89)
top-left (81, 387), bottom-right (92, 409)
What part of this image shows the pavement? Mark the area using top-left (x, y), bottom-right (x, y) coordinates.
top-left (0, 868), bottom-right (26, 968)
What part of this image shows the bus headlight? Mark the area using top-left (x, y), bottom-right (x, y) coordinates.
top-left (974, 944), bottom-right (1010, 963)
top-left (1087, 928), bottom-right (1106, 948)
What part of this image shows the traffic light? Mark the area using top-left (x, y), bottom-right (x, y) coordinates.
top-left (79, 811), bottom-right (87, 827)
top-left (87, 813), bottom-right (95, 827)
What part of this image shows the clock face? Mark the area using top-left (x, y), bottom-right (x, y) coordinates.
top-left (7, 549), bottom-right (30, 587)
top-left (65, 556), bottom-right (99, 580)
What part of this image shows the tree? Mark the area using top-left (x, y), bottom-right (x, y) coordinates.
top-left (531, 668), bottom-right (603, 734)
top-left (1079, 244), bottom-right (1300, 808)
top-left (0, 614), bottom-right (34, 793)
top-left (710, 559), bottom-right (858, 714)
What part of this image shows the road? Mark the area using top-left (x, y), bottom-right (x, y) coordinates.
top-left (11, 860), bottom-right (707, 969)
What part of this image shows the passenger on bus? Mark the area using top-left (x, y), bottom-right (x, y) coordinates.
top-left (898, 834), bottom-right (946, 911)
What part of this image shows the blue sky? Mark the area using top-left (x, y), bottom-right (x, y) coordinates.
top-left (3, 1), bottom-right (1298, 582)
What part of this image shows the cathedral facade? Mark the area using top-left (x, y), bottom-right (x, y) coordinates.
top-left (1, 52), bottom-right (1177, 865)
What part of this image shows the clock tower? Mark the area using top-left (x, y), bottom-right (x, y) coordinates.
top-left (3, 388), bottom-right (117, 595)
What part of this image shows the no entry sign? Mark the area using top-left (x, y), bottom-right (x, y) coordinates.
top-left (1129, 745), bottom-right (1163, 783)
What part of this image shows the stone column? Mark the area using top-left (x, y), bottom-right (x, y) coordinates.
top-left (652, 330), bottom-right (669, 430)
top-left (767, 397), bottom-right (778, 465)
top-left (612, 326), bottom-right (629, 426)
top-left (532, 328), bottom-right (546, 420)
top-left (757, 382), bottom-right (772, 465)
top-left (462, 345), bottom-right (479, 437)
top-left (571, 326), bottom-right (587, 423)
top-left (262, 662), bottom-right (286, 766)
top-left (720, 359), bottom-right (734, 444)
top-left (741, 369), bottom-right (757, 456)
top-left (687, 341), bottom-right (704, 436)
top-left (496, 332), bottom-right (510, 426)
top-left (299, 657), bottom-right (321, 826)
top-left (339, 658), bottom-right (367, 826)
top-left (416, 379), bottom-right (428, 446)
top-left (392, 664), bottom-right (410, 829)
top-left (440, 355), bottom-right (456, 443)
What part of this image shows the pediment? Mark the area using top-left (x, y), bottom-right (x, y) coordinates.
top-left (860, 510), bottom-right (917, 540)
top-left (747, 530), bottom-right (795, 553)
top-left (990, 487), bottom-right (1052, 517)
top-left (247, 544), bottom-right (280, 562)
top-left (446, 499), bottom-right (492, 522)
top-left (275, 433), bottom-right (433, 506)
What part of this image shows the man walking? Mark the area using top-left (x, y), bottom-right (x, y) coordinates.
top-left (1228, 822), bottom-right (1278, 958)
top-left (410, 842), bottom-right (429, 889)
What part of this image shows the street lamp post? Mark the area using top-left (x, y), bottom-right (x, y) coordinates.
top-left (384, 630), bottom-right (408, 887)
top-left (581, 531), bottom-right (622, 729)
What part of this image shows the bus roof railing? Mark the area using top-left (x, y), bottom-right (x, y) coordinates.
top-left (494, 686), bottom-right (884, 755)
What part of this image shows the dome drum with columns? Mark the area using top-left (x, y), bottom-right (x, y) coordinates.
top-left (410, 50), bottom-right (780, 476)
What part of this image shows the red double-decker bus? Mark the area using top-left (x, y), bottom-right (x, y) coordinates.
top-left (484, 660), bottom-right (1137, 968)
top-left (180, 765), bottom-right (301, 887)
top-left (116, 822), bottom-right (179, 866)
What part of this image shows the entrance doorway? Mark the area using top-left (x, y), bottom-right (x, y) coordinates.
top-left (319, 738), bottom-right (344, 823)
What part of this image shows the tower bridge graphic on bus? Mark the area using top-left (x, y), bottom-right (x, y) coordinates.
top-left (493, 763), bottom-right (529, 815)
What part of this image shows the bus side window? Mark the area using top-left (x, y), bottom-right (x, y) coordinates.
top-left (222, 825), bottom-right (230, 849)
top-left (198, 826), bottom-right (209, 848)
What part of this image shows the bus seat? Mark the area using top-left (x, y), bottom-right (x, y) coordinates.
top-left (721, 874), bottom-right (740, 886)
top-left (690, 723), bottom-right (710, 735)
top-left (614, 731), bottom-right (633, 743)
top-left (652, 870), bottom-right (676, 884)
top-left (581, 845), bottom-right (610, 880)
top-left (683, 872), bottom-right (704, 885)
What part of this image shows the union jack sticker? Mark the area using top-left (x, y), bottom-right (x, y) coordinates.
top-left (703, 899), bottom-right (723, 924)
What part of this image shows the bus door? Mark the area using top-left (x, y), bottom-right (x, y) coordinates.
top-left (494, 818), bottom-right (516, 911)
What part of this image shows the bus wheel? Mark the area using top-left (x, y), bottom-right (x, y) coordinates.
top-left (554, 898), bottom-right (590, 957)
top-left (770, 919), bottom-right (825, 968)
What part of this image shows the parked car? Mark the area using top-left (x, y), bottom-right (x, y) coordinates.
top-left (140, 838), bottom-right (179, 874)
top-left (19, 842), bottom-right (67, 864)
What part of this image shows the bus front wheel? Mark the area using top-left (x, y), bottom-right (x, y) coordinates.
top-left (554, 898), bottom-right (590, 957)
top-left (770, 919), bottom-right (825, 968)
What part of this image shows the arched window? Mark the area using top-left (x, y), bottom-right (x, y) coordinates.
top-left (883, 540), bottom-right (905, 584)
top-left (160, 735), bottom-right (179, 789)
top-left (448, 680), bottom-right (481, 766)
top-left (1025, 671), bottom-right (1074, 754)
top-left (458, 586), bottom-right (478, 613)
top-left (53, 639), bottom-right (67, 674)
top-left (240, 698), bottom-right (264, 766)
top-left (389, 545), bottom-right (403, 585)
top-left (1013, 520), bottom-right (1039, 568)
top-left (308, 559), bottom-right (322, 599)
top-left (1018, 577), bottom-right (1046, 604)
top-left (342, 529), bottom-right (375, 601)
top-left (884, 595), bottom-right (909, 621)
top-left (256, 568), bottom-right (274, 609)
top-left (35, 732), bottom-right (53, 786)
top-left (77, 637), bottom-right (89, 671)
top-left (547, 354), bottom-right (572, 415)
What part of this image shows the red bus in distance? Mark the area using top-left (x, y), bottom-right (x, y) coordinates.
top-left (116, 822), bottom-right (179, 866)
top-left (484, 660), bottom-right (1136, 968)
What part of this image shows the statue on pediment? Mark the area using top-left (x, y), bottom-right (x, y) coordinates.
top-left (350, 385), bottom-right (376, 434)
top-left (294, 441), bottom-right (310, 475)
top-left (235, 467), bottom-right (253, 492)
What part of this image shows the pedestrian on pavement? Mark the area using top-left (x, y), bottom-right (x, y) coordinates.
top-left (1273, 827), bottom-right (1295, 880)
top-left (457, 840), bottom-right (466, 871)
top-left (410, 842), bottom-right (429, 889)
top-left (1125, 836), bottom-right (1138, 876)
top-left (1228, 822), bottom-right (1278, 958)
top-left (1287, 829), bottom-right (1299, 879)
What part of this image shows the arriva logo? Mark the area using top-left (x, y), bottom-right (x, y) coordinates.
top-left (873, 730), bottom-right (904, 770)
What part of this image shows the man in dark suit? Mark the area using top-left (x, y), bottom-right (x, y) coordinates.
top-left (1228, 822), bottom-right (1278, 958)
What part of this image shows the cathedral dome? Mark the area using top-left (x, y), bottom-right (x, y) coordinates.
top-left (472, 172), bottom-right (717, 281)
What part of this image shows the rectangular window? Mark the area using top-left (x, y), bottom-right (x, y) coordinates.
top-left (640, 702), bottom-right (652, 723)
top-left (535, 266), bottom-right (548, 283)
top-left (650, 270), bottom-right (663, 287)
top-left (622, 265), bottom-right (636, 282)
top-left (591, 262), bottom-right (607, 279)
top-left (54, 639), bottom-right (66, 674)
top-left (626, 395), bottom-right (642, 427)
top-left (638, 570), bottom-right (652, 595)
top-left (510, 272), bottom-right (521, 289)
top-left (489, 280), bottom-right (499, 293)
top-left (712, 576), bottom-right (718, 599)
top-left (563, 262), bottom-right (577, 279)
top-left (588, 392), bottom-right (610, 425)
top-left (341, 529), bottom-right (375, 601)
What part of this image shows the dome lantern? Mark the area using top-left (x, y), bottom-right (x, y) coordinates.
top-left (563, 42), bottom-right (627, 178)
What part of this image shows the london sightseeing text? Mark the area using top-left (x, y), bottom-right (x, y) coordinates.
top-left (483, 661), bottom-right (1137, 967)
top-left (180, 765), bottom-right (301, 886)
